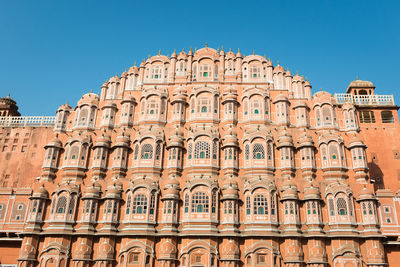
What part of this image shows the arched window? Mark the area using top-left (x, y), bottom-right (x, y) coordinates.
top-left (328, 198), bottom-right (335, 216)
top-left (126, 194), bottom-right (131, 214)
top-left (134, 144), bottom-right (139, 160)
top-left (194, 141), bottom-right (210, 159)
top-left (253, 144), bottom-right (265, 159)
top-left (146, 97), bottom-right (159, 115)
top-left (70, 146), bottom-right (79, 160)
top-left (337, 197), bottom-right (347, 215)
top-left (198, 96), bottom-right (211, 113)
top-left (155, 144), bottom-right (161, 160)
top-left (132, 194), bottom-right (147, 214)
top-left (141, 144), bottom-right (153, 159)
top-left (245, 144), bottom-right (250, 160)
top-left (270, 194), bottom-right (276, 215)
top-left (211, 191), bottom-right (217, 213)
top-left (246, 196), bottom-right (251, 215)
top-left (254, 194), bottom-right (268, 215)
top-left (265, 143), bottom-right (272, 163)
top-left (149, 192), bottom-right (155, 215)
top-left (188, 143), bottom-right (193, 159)
top-left (212, 141), bottom-right (218, 159)
top-left (56, 196), bottom-right (67, 214)
top-left (68, 195), bottom-right (75, 214)
top-left (322, 106), bottom-right (332, 125)
top-left (191, 192), bottom-right (209, 213)
top-left (184, 194), bottom-right (189, 213)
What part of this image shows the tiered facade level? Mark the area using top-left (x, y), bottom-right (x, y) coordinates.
top-left (0, 46), bottom-right (399, 267)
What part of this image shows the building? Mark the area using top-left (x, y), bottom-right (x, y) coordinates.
top-left (0, 46), bottom-right (399, 267)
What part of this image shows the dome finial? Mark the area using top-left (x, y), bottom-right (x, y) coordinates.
top-left (134, 61), bottom-right (137, 66)
top-left (158, 49), bottom-right (161, 55)
top-left (356, 75), bottom-right (359, 80)
top-left (321, 88), bottom-right (323, 92)
top-left (253, 50), bottom-right (255, 55)
top-left (277, 60), bottom-right (279, 65)
top-left (205, 42), bottom-right (208, 48)
top-left (90, 89), bottom-right (93, 93)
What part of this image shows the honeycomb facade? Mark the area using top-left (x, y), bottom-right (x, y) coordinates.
top-left (0, 46), bottom-right (400, 267)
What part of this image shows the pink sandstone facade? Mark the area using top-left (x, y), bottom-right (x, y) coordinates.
top-left (0, 46), bottom-right (399, 267)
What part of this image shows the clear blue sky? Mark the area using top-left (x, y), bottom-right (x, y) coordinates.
top-left (1, 0), bottom-right (399, 115)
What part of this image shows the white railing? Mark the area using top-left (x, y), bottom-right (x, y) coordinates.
top-left (0, 116), bottom-right (56, 127)
top-left (334, 94), bottom-right (395, 106)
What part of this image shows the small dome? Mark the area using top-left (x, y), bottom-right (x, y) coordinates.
top-left (285, 69), bottom-right (292, 77)
top-left (281, 181), bottom-right (298, 200)
top-left (57, 103), bottom-right (72, 112)
top-left (32, 184), bottom-right (49, 198)
top-left (121, 70), bottom-right (128, 78)
top-left (105, 182), bottom-right (122, 197)
top-left (293, 74), bottom-right (303, 81)
top-left (348, 79), bottom-right (374, 88)
top-left (172, 86), bottom-right (187, 102)
top-left (222, 86), bottom-right (238, 102)
top-left (273, 93), bottom-right (289, 103)
top-left (273, 64), bottom-right (285, 73)
top-left (313, 90), bottom-right (333, 99)
top-left (122, 94), bottom-right (136, 103)
top-left (94, 132), bottom-right (111, 148)
top-left (222, 178), bottom-right (239, 199)
top-left (358, 186), bottom-right (375, 200)
top-left (303, 183), bottom-right (321, 200)
top-left (46, 135), bottom-right (63, 148)
top-left (115, 131), bottom-right (130, 147)
top-left (84, 182), bottom-right (101, 197)
top-left (292, 100), bottom-right (308, 109)
top-left (222, 127), bottom-right (238, 148)
top-left (102, 101), bottom-right (117, 109)
top-left (225, 49), bottom-right (235, 58)
top-left (236, 49), bottom-right (242, 58)
top-left (277, 128), bottom-right (293, 147)
top-left (171, 49), bottom-right (177, 58)
top-left (177, 49), bottom-right (187, 59)
top-left (128, 65), bottom-right (139, 74)
top-left (297, 130), bottom-right (314, 147)
top-left (348, 134), bottom-right (366, 149)
top-left (109, 74), bottom-right (120, 83)
top-left (77, 92), bottom-right (100, 106)
top-left (168, 126), bottom-right (184, 148)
